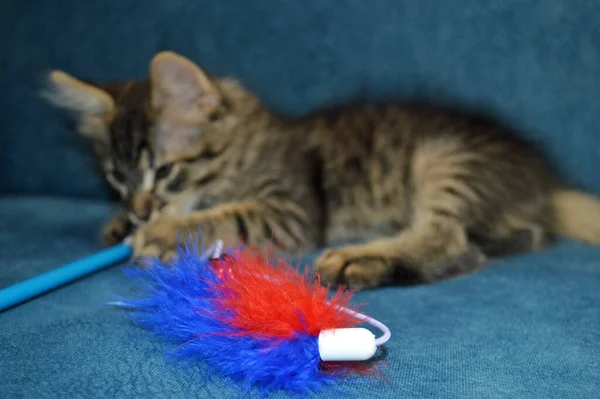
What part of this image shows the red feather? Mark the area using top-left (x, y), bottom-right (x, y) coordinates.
top-left (207, 248), bottom-right (362, 339)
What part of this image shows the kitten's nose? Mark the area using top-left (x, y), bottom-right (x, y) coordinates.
top-left (130, 192), bottom-right (154, 221)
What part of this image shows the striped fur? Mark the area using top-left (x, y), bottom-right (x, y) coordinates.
top-left (45, 51), bottom-right (600, 289)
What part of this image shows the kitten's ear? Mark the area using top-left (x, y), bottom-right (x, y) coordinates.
top-left (43, 71), bottom-right (115, 142)
top-left (44, 71), bottom-right (115, 118)
top-left (150, 51), bottom-right (221, 123)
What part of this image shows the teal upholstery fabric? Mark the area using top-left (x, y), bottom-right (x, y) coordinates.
top-left (1, 198), bottom-right (599, 398)
top-left (1, 0), bottom-right (600, 397)
top-left (1, 0), bottom-right (600, 198)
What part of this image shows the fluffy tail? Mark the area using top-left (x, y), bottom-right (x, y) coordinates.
top-left (551, 189), bottom-right (600, 244)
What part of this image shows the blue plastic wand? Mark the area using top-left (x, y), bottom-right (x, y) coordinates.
top-left (0, 242), bottom-right (132, 312)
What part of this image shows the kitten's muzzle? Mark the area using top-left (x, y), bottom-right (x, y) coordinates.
top-left (129, 192), bottom-right (156, 222)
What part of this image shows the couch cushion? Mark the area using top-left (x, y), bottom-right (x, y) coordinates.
top-left (1, 196), bottom-right (599, 398)
top-left (0, 196), bottom-right (119, 287)
top-left (2, 0), bottom-right (600, 198)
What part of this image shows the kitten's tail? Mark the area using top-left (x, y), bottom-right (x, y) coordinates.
top-left (551, 189), bottom-right (600, 244)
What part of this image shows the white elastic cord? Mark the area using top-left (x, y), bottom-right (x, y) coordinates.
top-left (125, 238), bottom-right (390, 347)
top-left (204, 241), bottom-right (391, 347)
top-left (204, 239), bottom-right (224, 259)
top-left (335, 305), bottom-right (391, 347)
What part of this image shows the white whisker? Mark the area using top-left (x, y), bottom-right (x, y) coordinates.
top-left (143, 169), bottom-right (155, 191)
top-left (128, 213), bottom-right (145, 226)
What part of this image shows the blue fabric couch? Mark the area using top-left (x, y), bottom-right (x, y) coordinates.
top-left (1, 1), bottom-right (599, 397)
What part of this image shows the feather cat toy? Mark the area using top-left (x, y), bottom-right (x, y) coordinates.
top-left (0, 239), bottom-right (390, 395)
top-left (112, 240), bottom-right (390, 395)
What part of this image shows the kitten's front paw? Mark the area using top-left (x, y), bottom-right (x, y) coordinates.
top-left (132, 218), bottom-right (185, 262)
top-left (315, 248), bottom-right (392, 290)
top-left (101, 214), bottom-right (132, 246)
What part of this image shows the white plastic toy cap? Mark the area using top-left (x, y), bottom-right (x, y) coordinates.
top-left (318, 328), bottom-right (377, 361)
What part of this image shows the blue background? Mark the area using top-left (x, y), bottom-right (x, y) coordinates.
top-left (1, 1), bottom-right (599, 397)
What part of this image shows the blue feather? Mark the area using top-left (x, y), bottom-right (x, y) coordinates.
top-left (112, 243), bottom-right (349, 396)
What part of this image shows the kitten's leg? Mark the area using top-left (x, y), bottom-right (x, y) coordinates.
top-left (470, 224), bottom-right (548, 258)
top-left (317, 223), bottom-right (547, 289)
top-left (131, 200), bottom-right (317, 261)
top-left (101, 212), bottom-right (133, 246)
top-left (315, 212), bottom-right (486, 288)
top-left (315, 136), bottom-right (551, 289)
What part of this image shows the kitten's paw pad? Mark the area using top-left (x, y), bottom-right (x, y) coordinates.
top-left (315, 249), bottom-right (391, 289)
top-left (134, 247), bottom-right (179, 267)
top-left (342, 259), bottom-right (391, 289)
top-left (314, 249), bottom-right (348, 283)
top-left (101, 215), bottom-right (131, 246)
top-left (157, 249), bottom-right (178, 264)
top-left (134, 243), bottom-right (164, 261)
top-left (132, 219), bottom-right (184, 261)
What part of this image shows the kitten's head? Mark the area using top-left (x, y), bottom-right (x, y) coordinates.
top-left (44, 52), bottom-right (240, 223)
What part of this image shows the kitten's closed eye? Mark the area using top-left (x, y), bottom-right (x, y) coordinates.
top-left (106, 168), bottom-right (128, 196)
top-left (111, 169), bottom-right (126, 183)
top-left (155, 163), bottom-right (173, 180)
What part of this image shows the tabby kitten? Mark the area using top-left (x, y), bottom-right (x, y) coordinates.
top-left (45, 51), bottom-right (600, 289)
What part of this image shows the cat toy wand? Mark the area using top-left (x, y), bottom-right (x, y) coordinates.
top-left (111, 241), bottom-right (391, 394)
top-left (0, 237), bottom-right (391, 394)
top-left (0, 237), bottom-right (218, 312)
top-left (0, 240), bottom-right (392, 360)
top-left (0, 240), bottom-right (133, 312)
